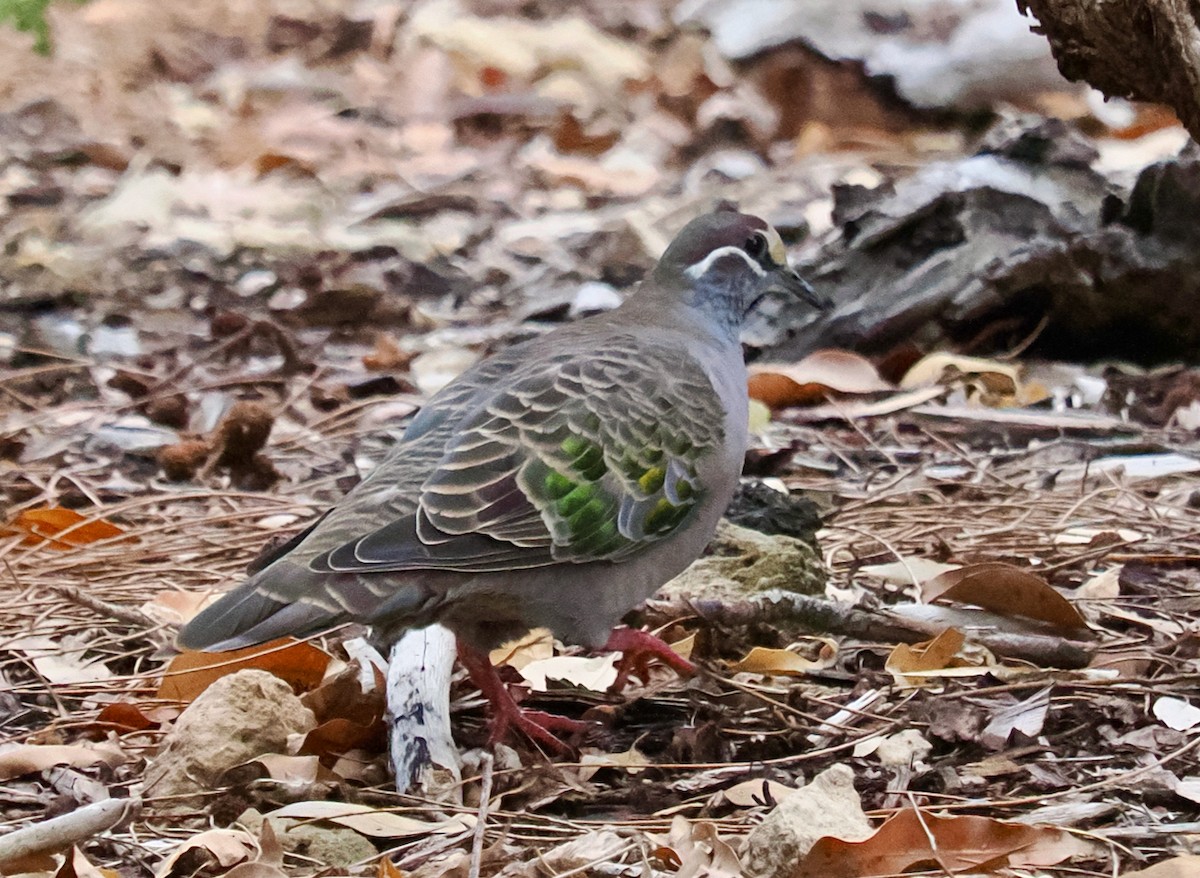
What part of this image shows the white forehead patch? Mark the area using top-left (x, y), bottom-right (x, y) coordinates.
top-left (684, 245), bottom-right (767, 280)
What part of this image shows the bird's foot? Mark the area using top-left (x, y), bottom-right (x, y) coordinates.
top-left (456, 644), bottom-right (585, 756)
top-left (604, 626), bottom-right (697, 693)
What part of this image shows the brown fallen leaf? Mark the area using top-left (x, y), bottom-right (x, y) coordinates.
top-left (649, 816), bottom-right (742, 877)
top-left (887, 628), bottom-right (967, 675)
top-left (922, 562), bottom-right (1090, 634)
top-left (57, 846), bottom-right (120, 878)
top-left (158, 638), bottom-right (331, 702)
top-left (748, 350), bottom-right (891, 407)
top-left (728, 640), bottom-right (837, 676)
top-left (155, 828), bottom-right (257, 877)
top-left (2, 507), bottom-right (127, 549)
top-left (791, 809), bottom-right (1095, 877)
top-left (93, 701), bottom-right (179, 733)
top-left (0, 743), bottom-right (126, 781)
top-left (362, 332), bottom-right (415, 371)
top-left (267, 801), bottom-right (474, 839)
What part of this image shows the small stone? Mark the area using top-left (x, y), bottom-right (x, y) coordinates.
top-left (742, 765), bottom-right (873, 878)
top-left (142, 670), bottom-right (316, 809)
top-left (236, 269), bottom-right (278, 297)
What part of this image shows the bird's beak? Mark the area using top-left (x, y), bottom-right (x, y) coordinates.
top-left (768, 266), bottom-right (831, 311)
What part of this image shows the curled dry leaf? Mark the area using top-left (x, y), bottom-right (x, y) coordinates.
top-left (158, 638), bottom-right (332, 702)
top-left (899, 352), bottom-right (1051, 406)
top-left (885, 629), bottom-right (1007, 686)
top-left (748, 350), bottom-right (891, 408)
top-left (1, 507), bottom-right (127, 549)
top-left (887, 628), bottom-right (967, 676)
top-left (791, 809), bottom-right (1096, 878)
top-left (901, 352), bottom-right (1020, 391)
top-left (154, 828), bottom-right (258, 877)
top-left (729, 639), bottom-right (837, 676)
top-left (649, 816), bottom-right (742, 877)
top-left (922, 562), bottom-right (1090, 634)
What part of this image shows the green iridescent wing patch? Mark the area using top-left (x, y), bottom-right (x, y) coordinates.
top-left (414, 335), bottom-right (725, 566)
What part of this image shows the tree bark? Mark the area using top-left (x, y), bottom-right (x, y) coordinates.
top-left (1018, 0), bottom-right (1200, 140)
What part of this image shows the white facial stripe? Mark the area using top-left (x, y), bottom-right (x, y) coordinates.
top-left (764, 225), bottom-right (787, 265)
top-left (685, 245), bottom-right (767, 280)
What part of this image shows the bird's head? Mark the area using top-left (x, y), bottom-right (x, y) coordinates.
top-left (649, 208), bottom-right (828, 337)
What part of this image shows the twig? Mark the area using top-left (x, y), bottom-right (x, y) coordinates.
top-left (47, 583), bottom-right (156, 629)
top-left (468, 752), bottom-right (494, 878)
top-left (647, 591), bottom-right (1095, 668)
top-left (0, 798), bottom-right (136, 867)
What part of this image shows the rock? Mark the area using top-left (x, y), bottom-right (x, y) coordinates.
top-left (661, 520), bottom-right (826, 603)
top-left (741, 764), bottom-right (872, 878)
top-left (142, 670), bottom-right (316, 808)
top-left (238, 808), bottom-right (377, 867)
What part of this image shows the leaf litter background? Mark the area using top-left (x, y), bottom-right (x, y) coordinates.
top-left (2, 0), bottom-right (1200, 875)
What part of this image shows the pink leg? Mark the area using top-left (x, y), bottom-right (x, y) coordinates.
top-left (604, 627), bottom-right (697, 693)
top-left (456, 644), bottom-right (590, 755)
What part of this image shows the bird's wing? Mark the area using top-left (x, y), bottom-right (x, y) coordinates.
top-left (314, 335), bottom-right (726, 574)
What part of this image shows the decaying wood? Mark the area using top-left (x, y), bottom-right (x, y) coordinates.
top-left (1017, 0), bottom-right (1200, 142)
top-left (0, 798), bottom-right (135, 868)
top-left (387, 625), bottom-right (461, 798)
top-left (648, 590), bottom-right (1094, 668)
top-left (754, 120), bottom-right (1200, 366)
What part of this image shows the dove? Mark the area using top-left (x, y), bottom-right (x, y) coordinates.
top-left (178, 207), bottom-right (824, 752)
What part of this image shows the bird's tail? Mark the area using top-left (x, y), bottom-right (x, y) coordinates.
top-left (175, 562), bottom-right (347, 652)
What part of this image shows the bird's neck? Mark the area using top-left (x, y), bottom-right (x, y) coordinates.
top-left (623, 271), bottom-right (752, 346)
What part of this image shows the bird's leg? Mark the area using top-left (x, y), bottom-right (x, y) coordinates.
top-left (456, 643), bottom-right (589, 756)
top-left (604, 626), bottom-right (697, 693)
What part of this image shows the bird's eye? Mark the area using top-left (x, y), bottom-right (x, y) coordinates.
top-left (744, 233), bottom-right (768, 260)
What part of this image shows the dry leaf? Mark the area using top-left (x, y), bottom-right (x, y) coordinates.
top-left (980, 687), bottom-right (1051, 748)
top-left (922, 562), bottom-right (1090, 633)
top-left (650, 816), bottom-right (742, 877)
top-left (748, 350), bottom-right (891, 407)
top-left (518, 653), bottom-right (617, 691)
top-left (155, 828), bottom-right (257, 876)
top-left (1153, 697), bottom-right (1200, 731)
top-left (729, 640), bottom-right (837, 676)
top-left (577, 746), bottom-right (649, 781)
top-left (140, 590), bottom-right (215, 626)
top-left (2, 507), bottom-right (127, 549)
top-left (158, 638), bottom-right (331, 702)
top-left (1122, 856), bottom-right (1200, 878)
top-left (0, 743), bottom-right (126, 781)
top-left (363, 333), bottom-right (415, 371)
top-left (720, 778), bottom-right (797, 808)
top-left (887, 628), bottom-right (967, 675)
top-left (899, 352), bottom-right (1030, 404)
top-left (267, 801), bottom-right (473, 838)
top-left (490, 628), bottom-right (556, 671)
top-left (791, 809), bottom-right (1095, 877)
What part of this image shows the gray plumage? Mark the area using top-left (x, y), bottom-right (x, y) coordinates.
top-left (178, 209), bottom-right (822, 655)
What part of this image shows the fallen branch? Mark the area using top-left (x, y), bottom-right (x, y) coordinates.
top-left (0, 798), bottom-right (136, 868)
top-left (645, 590), bottom-right (1094, 669)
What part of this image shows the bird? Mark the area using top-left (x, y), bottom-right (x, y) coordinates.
top-left (177, 207), bottom-right (825, 753)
